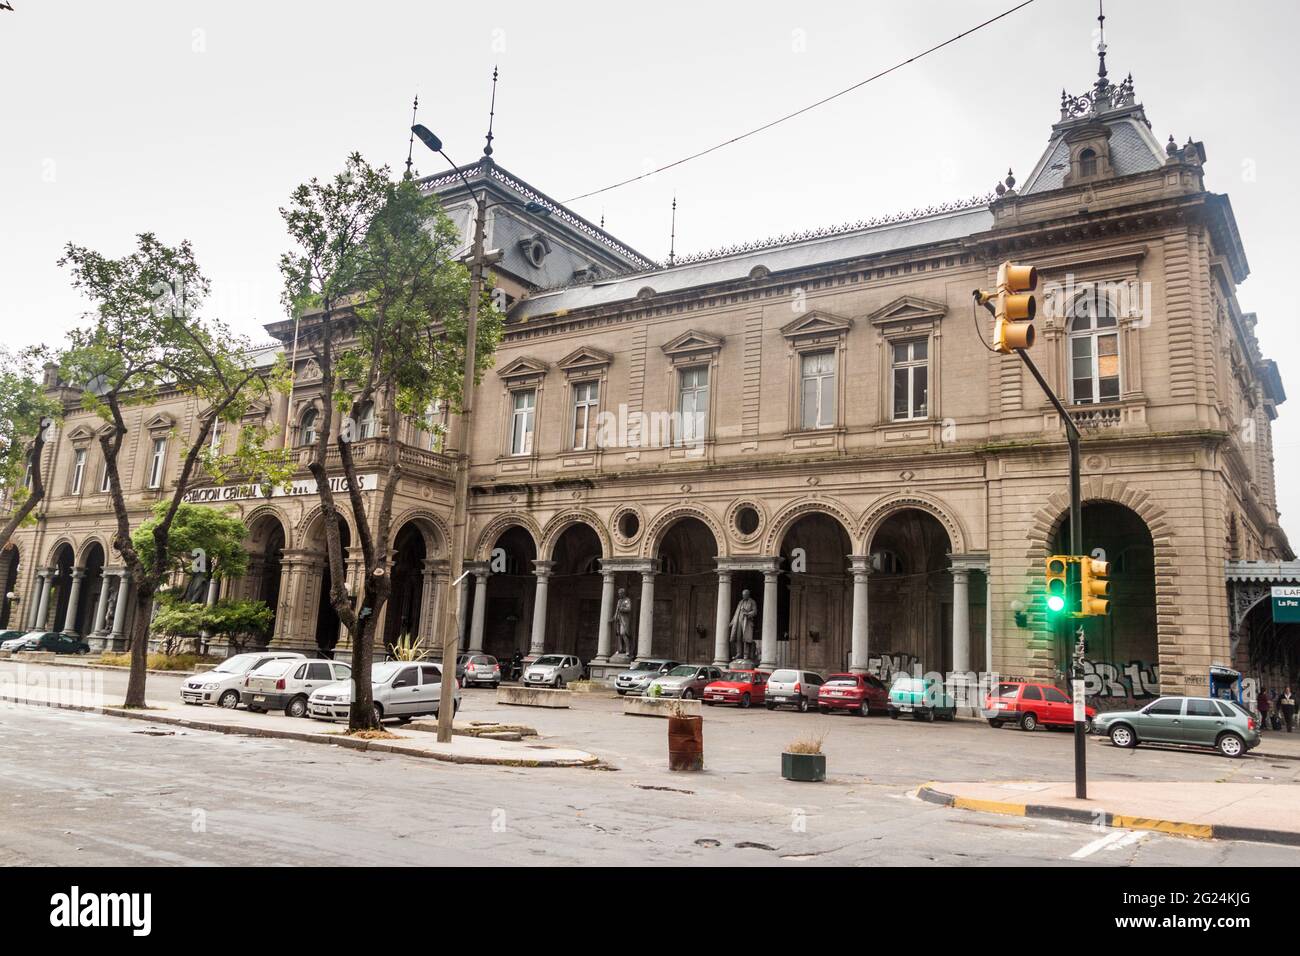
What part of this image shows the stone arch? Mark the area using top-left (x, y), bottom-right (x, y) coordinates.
top-left (859, 492), bottom-right (967, 555)
top-left (388, 508), bottom-right (448, 558)
top-left (473, 512), bottom-right (542, 561)
top-left (244, 505), bottom-right (291, 549)
top-left (298, 504), bottom-right (356, 551)
top-left (45, 537), bottom-right (77, 567)
top-left (1024, 477), bottom-right (1175, 563)
top-left (540, 509), bottom-right (611, 561)
top-left (762, 496), bottom-right (857, 557)
top-left (76, 536), bottom-right (109, 567)
top-left (642, 504), bottom-right (727, 559)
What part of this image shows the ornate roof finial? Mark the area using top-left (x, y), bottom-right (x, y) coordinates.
top-left (1094, 0), bottom-right (1109, 92)
top-left (483, 65), bottom-right (499, 158)
top-left (1004, 168), bottom-right (1016, 191)
top-left (1166, 134), bottom-right (1178, 156)
top-left (403, 93), bottom-right (420, 180)
top-left (667, 194), bottom-right (678, 266)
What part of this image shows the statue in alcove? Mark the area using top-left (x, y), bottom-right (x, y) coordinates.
top-left (611, 587), bottom-right (634, 658)
top-left (728, 589), bottom-right (758, 662)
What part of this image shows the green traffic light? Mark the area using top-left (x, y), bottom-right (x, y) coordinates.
top-left (1047, 595), bottom-right (1066, 613)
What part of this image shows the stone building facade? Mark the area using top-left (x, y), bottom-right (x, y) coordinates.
top-left (2, 50), bottom-right (1289, 708)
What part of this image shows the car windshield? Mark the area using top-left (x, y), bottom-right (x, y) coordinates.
top-left (667, 665), bottom-right (696, 677)
top-left (252, 660), bottom-right (295, 677)
top-left (770, 670), bottom-right (798, 683)
top-left (826, 675), bottom-right (858, 686)
top-left (213, 655), bottom-right (258, 675)
top-left (534, 656), bottom-right (564, 667)
top-left (630, 661), bottom-right (662, 672)
top-left (891, 676), bottom-right (921, 691)
top-left (371, 662), bottom-right (405, 683)
top-left (720, 671), bottom-right (752, 681)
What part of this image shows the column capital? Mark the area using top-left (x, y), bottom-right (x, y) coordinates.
top-left (422, 558), bottom-right (450, 575)
top-left (71, 568), bottom-right (86, 580)
top-left (848, 554), bottom-right (874, 576)
top-left (600, 557), bottom-right (657, 575)
top-left (532, 559), bottom-right (556, 577)
top-left (716, 555), bottom-right (779, 573)
top-left (949, 552), bottom-right (990, 573)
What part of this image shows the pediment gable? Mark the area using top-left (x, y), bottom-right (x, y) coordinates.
top-left (557, 346), bottom-right (613, 373)
top-left (144, 413), bottom-right (176, 433)
top-left (780, 310), bottom-right (853, 340)
top-left (867, 295), bottom-right (947, 327)
top-left (496, 356), bottom-right (550, 381)
top-left (661, 329), bottom-right (724, 357)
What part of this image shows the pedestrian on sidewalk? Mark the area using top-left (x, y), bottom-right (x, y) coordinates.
top-left (1258, 688), bottom-right (1271, 731)
top-left (1280, 687), bottom-right (1297, 733)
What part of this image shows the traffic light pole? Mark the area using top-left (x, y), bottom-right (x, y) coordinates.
top-left (1016, 349), bottom-right (1088, 800)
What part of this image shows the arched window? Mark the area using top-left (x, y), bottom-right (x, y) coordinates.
top-left (1068, 288), bottom-right (1120, 404)
top-left (356, 402), bottom-right (377, 440)
top-left (1079, 148), bottom-right (1098, 178)
top-left (300, 407), bottom-right (318, 446)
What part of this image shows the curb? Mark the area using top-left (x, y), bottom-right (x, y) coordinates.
top-left (0, 694), bottom-right (599, 768)
top-left (915, 782), bottom-right (1300, 847)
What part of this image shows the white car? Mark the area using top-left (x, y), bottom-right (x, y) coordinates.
top-left (241, 657), bottom-right (352, 717)
top-left (1, 633), bottom-right (40, 652)
top-left (522, 654), bottom-right (584, 688)
top-left (308, 661), bottom-right (462, 724)
top-left (180, 650), bottom-right (305, 709)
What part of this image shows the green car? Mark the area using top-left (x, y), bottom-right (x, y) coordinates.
top-left (887, 674), bottom-right (956, 722)
top-left (1093, 696), bottom-right (1259, 758)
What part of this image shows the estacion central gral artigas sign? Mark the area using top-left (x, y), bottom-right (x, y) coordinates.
top-left (182, 473), bottom-right (378, 505)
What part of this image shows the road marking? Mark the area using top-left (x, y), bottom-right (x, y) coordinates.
top-left (1069, 827), bottom-right (1148, 859)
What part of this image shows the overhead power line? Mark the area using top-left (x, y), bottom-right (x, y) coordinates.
top-left (562, 0), bottom-right (1039, 204)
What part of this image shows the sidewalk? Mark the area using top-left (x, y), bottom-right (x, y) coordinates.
top-left (0, 689), bottom-right (599, 768)
top-left (917, 780), bottom-right (1300, 846)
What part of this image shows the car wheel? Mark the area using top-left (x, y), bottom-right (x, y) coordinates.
top-left (1083, 717), bottom-right (1094, 734)
top-left (797, 696), bottom-right (809, 713)
top-left (889, 710), bottom-right (900, 720)
top-left (682, 689), bottom-right (695, 700)
top-left (1020, 711), bottom-right (1038, 732)
top-left (923, 708), bottom-right (936, 723)
top-left (396, 715), bottom-right (412, 725)
top-left (988, 719), bottom-right (1002, 729)
top-left (1109, 724), bottom-right (1137, 749)
top-left (1217, 732), bottom-right (1245, 758)
top-left (285, 696), bottom-right (308, 719)
top-left (372, 703), bottom-right (384, 725)
top-left (218, 690), bottom-right (241, 709)
top-left (818, 705), bottom-right (830, 715)
top-left (765, 702), bottom-right (776, 711)
top-left (556, 676), bottom-right (566, 689)
top-left (704, 700), bottom-right (716, 706)
top-left (739, 693), bottom-right (751, 709)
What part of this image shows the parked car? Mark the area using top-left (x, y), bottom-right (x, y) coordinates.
top-left (180, 650), bottom-right (305, 708)
top-left (765, 669), bottom-right (826, 712)
top-left (648, 664), bottom-right (724, 700)
top-left (522, 654), bottom-right (584, 688)
top-left (460, 653), bottom-right (502, 688)
top-left (242, 658), bottom-right (352, 717)
top-left (6, 631), bottom-right (91, 655)
top-left (0, 629), bottom-right (28, 647)
top-left (887, 674), bottom-right (956, 721)
top-left (308, 661), bottom-right (461, 724)
top-left (1093, 696), bottom-right (1259, 758)
top-left (703, 669), bottom-right (769, 708)
top-left (614, 658), bottom-right (681, 696)
top-left (818, 672), bottom-right (888, 716)
top-left (984, 680), bottom-right (1096, 731)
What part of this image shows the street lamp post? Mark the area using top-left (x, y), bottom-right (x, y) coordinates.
top-left (410, 125), bottom-right (549, 743)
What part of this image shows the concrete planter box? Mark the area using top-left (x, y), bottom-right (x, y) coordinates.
top-left (623, 696), bottom-right (702, 718)
top-left (496, 685), bottom-right (571, 709)
top-left (567, 681), bottom-right (617, 697)
top-left (15, 651), bottom-right (56, 662)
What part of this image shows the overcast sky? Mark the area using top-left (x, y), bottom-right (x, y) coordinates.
top-left (2, 0), bottom-right (1298, 539)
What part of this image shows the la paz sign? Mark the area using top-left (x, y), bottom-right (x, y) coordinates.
top-left (182, 473), bottom-right (377, 505)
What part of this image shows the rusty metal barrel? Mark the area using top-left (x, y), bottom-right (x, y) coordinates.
top-left (667, 715), bottom-right (703, 771)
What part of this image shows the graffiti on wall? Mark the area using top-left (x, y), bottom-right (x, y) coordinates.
top-left (868, 652), bottom-right (921, 681)
top-left (1079, 659), bottom-right (1160, 705)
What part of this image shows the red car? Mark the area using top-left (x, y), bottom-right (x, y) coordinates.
top-left (984, 680), bottom-right (1096, 731)
top-left (703, 669), bottom-right (770, 708)
top-left (817, 672), bottom-right (888, 716)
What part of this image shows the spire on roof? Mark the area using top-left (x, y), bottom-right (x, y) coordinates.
top-left (667, 195), bottom-right (678, 266)
top-left (483, 66), bottom-right (499, 158)
top-left (403, 93), bottom-right (419, 180)
top-left (1060, 0), bottom-right (1136, 120)
top-left (1094, 0), bottom-right (1109, 96)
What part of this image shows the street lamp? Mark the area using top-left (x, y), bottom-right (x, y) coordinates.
top-left (411, 125), bottom-right (549, 742)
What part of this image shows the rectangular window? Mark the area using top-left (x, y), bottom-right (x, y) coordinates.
top-left (209, 422), bottom-right (223, 453)
top-left (70, 448), bottom-right (86, 495)
top-left (148, 437), bottom-right (167, 489)
top-left (1071, 332), bottom-right (1120, 404)
top-left (510, 389), bottom-right (536, 456)
top-left (571, 381), bottom-right (599, 450)
top-left (799, 350), bottom-right (836, 429)
top-left (99, 458), bottom-right (111, 493)
top-left (891, 339), bottom-right (929, 420)
top-left (677, 366), bottom-right (710, 444)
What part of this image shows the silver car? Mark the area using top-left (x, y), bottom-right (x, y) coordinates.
top-left (180, 650), bottom-right (305, 709)
top-left (647, 664), bottom-right (723, 700)
top-left (522, 654), bottom-right (584, 688)
top-left (765, 668), bottom-right (826, 713)
top-left (614, 659), bottom-right (681, 696)
top-left (308, 661), bottom-right (462, 724)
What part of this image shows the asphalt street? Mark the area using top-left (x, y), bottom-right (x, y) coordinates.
top-left (1, 662), bottom-right (1298, 866)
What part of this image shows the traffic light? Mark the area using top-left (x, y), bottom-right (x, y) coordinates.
top-left (974, 261), bottom-right (1038, 353)
top-left (1079, 556), bottom-right (1111, 617)
top-left (1044, 555), bottom-right (1071, 616)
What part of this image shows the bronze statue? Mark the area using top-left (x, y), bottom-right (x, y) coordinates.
top-left (728, 589), bottom-right (758, 661)
top-left (611, 587), bottom-right (633, 658)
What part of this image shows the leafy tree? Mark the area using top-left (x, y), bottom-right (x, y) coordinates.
top-left (279, 156), bottom-right (502, 730)
top-left (131, 501), bottom-right (251, 584)
top-left (0, 345), bottom-right (61, 554)
top-left (59, 233), bottom-right (291, 708)
top-left (151, 595), bottom-right (274, 654)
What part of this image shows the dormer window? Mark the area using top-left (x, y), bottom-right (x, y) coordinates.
top-left (1079, 148), bottom-right (1098, 178)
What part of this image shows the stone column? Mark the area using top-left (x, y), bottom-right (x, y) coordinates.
top-left (418, 559), bottom-right (446, 643)
top-left (468, 563), bottom-right (489, 653)
top-left (61, 568), bottom-right (86, 636)
top-left (594, 567), bottom-right (616, 663)
top-left (985, 569), bottom-right (993, 678)
top-left (458, 567), bottom-right (473, 648)
top-left (950, 566), bottom-right (971, 674)
top-left (91, 570), bottom-right (114, 636)
top-left (529, 560), bottom-right (554, 656)
top-left (760, 568), bottom-right (779, 670)
top-left (110, 574), bottom-right (130, 647)
top-left (206, 575), bottom-right (220, 606)
top-left (849, 555), bottom-right (872, 673)
top-left (636, 567), bottom-right (656, 661)
top-left (30, 570), bottom-right (50, 630)
top-left (713, 569), bottom-right (732, 666)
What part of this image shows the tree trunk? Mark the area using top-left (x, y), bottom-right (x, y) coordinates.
top-left (347, 607), bottom-right (378, 730)
top-left (122, 588), bottom-right (153, 708)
